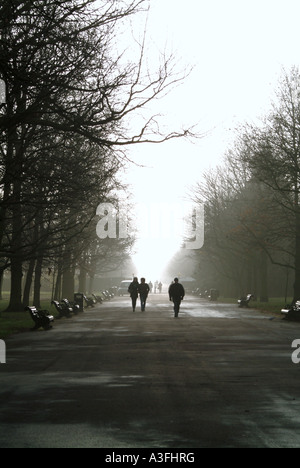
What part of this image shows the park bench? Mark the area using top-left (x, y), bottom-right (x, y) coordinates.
top-left (110, 286), bottom-right (117, 296)
top-left (92, 294), bottom-right (103, 304)
top-left (238, 294), bottom-right (253, 308)
top-left (25, 306), bottom-right (54, 331)
top-left (102, 290), bottom-right (112, 300)
top-left (281, 301), bottom-right (300, 321)
top-left (62, 298), bottom-right (80, 314)
top-left (208, 289), bottom-right (220, 301)
top-left (51, 300), bottom-right (73, 318)
top-left (83, 295), bottom-right (96, 307)
top-left (199, 290), bottom-right (210, 298)
top-left (108, 288), bottom-right (116, 297)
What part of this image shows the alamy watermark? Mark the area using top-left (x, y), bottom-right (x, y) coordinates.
top-left (291, 339), bottom-right (300, 364)
top-left (0, 340), bottom-right (6, 364)
top-left (0, 79), bottom-right (6, 105)
top-left (96, 202), bottom-right (204, 250)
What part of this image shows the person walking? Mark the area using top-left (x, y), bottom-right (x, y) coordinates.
top-left (128, 277), bottom-right (139, 312)
top-left (168, 277), bottom-right (185, 318)
top-left (138, 278), bottom-right (150, 312)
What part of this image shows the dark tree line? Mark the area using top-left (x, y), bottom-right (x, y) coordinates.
top-left (191, 68), bottom-right (300, 303)
top-left (0, 0), bottom-right (192, 310)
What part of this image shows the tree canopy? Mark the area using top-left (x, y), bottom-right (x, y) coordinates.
top-left (0, 0), bottom-right (193, 310)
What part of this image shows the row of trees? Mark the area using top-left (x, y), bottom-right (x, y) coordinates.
top-left (0, 0), bottom-right (191, 311)
top-left (191, 67), bottom-right (300, 303)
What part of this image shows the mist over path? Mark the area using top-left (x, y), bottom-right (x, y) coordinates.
top-left (1, 295), bottom-right (300, 448)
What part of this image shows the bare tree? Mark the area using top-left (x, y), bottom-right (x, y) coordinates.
top-left (190, 148), bottom-right (287, 300)
top-left (0, 0), bottom-right (194, 310)
top-left (240, 67), bottom-right (300, 302)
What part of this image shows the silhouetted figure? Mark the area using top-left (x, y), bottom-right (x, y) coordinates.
top-left (128, 277), bottom-right (139, 312)
top-left (138, 278), bottom-right (150, 311)
top-left (169, 277), bottom-right (185, 318)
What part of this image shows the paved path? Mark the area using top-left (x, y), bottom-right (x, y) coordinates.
top-left (1, 294), bottom-right (300, 448)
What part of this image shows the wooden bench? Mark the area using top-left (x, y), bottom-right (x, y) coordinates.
top-left (83, 295), bottom-right (96, 308)
top-left (51, 300), bottom-right (73, 318)
top-left (62, 298), bottom-right (80, 314)
top-left (92, 294), bottom-right (103, 304)
top-left (281, 301), bottom-right (300, 320)
top-left (238, 294), bottom-right (253, 308)
top-left (101, 291), bottom-right (110, 300)
top-left (25, 306), bottom-right (54, 331)
top-left (208, 289), bottom-right (219, 301)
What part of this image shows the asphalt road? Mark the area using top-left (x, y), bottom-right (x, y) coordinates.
top-left (1, 294), bottom-right (300, 448)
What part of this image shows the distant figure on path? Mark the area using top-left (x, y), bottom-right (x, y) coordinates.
top-left (168, 277), bottom-right (185, 318)
top-left (138, 278), bottom-right (150, 312)
top-left (128, 277), bottom-right (139, 312)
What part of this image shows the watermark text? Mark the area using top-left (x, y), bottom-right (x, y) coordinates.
top-left (291, 339), bottom-right (300, 364)
top-left (96, 202), bottom-right (204, 250)
top-left (0, 340), bottom-right (6, 364)
top-left (0, 79), bottom-right (6, 104)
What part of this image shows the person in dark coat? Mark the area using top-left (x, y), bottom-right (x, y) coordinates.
top-left (138, 277), bottom-right (150, 312)
top-left (128, 277), bottom-right (139, 312)
top-left (168, 277), bottom-right (185, 318)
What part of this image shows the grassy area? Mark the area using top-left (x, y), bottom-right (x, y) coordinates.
top-left (220, 296), bottom-right (290, 316)
top-left (250, 298), bottom-right (291, 315)
top-left (0, 310), bottom-right (33, 339)
top-left (0, 299), bottom-right (55, 339)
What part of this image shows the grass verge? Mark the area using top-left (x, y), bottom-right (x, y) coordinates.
top-left (220, 296), bottom-right (290, 316)
top-left (0, 299), bottom-right (55, 339)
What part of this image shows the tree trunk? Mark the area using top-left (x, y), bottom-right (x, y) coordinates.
top-left (62, 267), bottom-right (75, 299)
top-left (61, 250), bottom-right (75, 299)
top-left (23, 258), bottom-right (35, 307)
top-left (33, 255), bottom-right (43, 308)
top-left (0, 268), bottom-right (4, 300)
top-left (259, 250), bottom-right (268, 302)
top-left (293, 223), bottom-right (300, 303)
top-left (78, 252), bottom-right (88, 293)
top-left (8, 256), bottom-right (23, 311)
top-left (6, 83), bottom-right (26, 312)
top-left (88, 274), bottom-right (95, 295)
top-left (293, 193), bottom-right (300, 303)
top-left (7, 170), bottom-right (23, 311)
top-left (54, 265), bottom-right (62, 300)
top-left (78, 266), bottom-right (87, 293)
